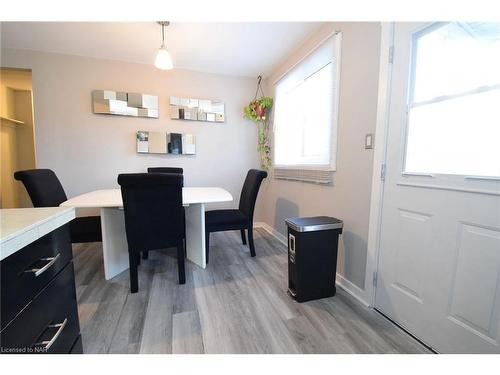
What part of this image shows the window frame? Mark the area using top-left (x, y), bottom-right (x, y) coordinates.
top-left (271, 31), bottom-right (342, 179)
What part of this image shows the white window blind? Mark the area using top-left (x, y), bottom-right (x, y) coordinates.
top-left (273, 32), bottom-right (341, 183)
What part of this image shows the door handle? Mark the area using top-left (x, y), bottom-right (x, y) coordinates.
top-left (24, 253), bottom-right (60, 277)
top-left (36, 318), bottom-right (68, 351)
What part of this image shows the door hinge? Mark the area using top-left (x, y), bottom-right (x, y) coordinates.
top-left (388, 45), bottom-right (394, 64)
top-left (380, 163), bottom-right (386, 181)
top-left (373, 271), bottom-right (378, 288)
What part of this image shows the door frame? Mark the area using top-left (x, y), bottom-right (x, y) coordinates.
top-left (364, 22), bottom-right (395, 306)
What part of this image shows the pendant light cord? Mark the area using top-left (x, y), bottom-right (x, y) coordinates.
top-left (161, 23), bottom-right (165, 48)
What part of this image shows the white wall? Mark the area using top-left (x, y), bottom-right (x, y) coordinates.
top-left (1, 49), bottom-right (260, 211)
top-left (257, 22), bottom-right (381, 294)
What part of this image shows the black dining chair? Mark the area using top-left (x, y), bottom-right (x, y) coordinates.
top-left (144, 167), bottom-right (184, 260)
top-left (147, 167), bottom-right (183, 174)
top-left (14, 169), bottom-right (102, 243)
top-left (118, 173), bottom-right (186, 293)
top-left (205, 169), bottom-right (267, 263)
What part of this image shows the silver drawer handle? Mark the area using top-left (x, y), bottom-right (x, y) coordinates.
top-left (24, 253), bottom-right (61, 277)
top-left (36, 318), bottom-right (68, 351)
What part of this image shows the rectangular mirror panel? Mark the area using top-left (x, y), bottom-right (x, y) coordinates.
top-left (136, 131), bottom-right (149, 153)
top-left (93, 90), bottom-right (159, 118)
top-left (136, 131), bottom-right (196, 155)
top-left (170, 96), bottom-right (225, 123)
top-left (149, 132), bottom-right (167, 154)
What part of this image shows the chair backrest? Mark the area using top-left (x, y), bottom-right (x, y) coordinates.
top-left (147, 167), bottom-right (183, 175)
top-left (239, 169), bottom-right (268, 221)
top-left (118, 173), bottom-right (184, 251)
top-left (14, 169), bottom-right (68, 207)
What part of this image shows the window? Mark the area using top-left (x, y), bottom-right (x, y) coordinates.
top-left (404, 22), bottom-right (500, 177)
top-left (273, 33), bottom-right (341, 183)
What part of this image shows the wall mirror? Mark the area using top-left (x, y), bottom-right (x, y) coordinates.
top-left (136, 131), bottom-right (196, 155)
top-left (170, 96), bottom-right (225, 122)
top-left (93, 90), bottom-right (159, 118)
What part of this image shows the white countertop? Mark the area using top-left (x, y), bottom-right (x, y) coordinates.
top-left (0, 207), bottom-right (75, 261)
top-left (61, 187), bottom-right (233, 208)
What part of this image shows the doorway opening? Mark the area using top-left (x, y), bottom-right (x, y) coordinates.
top-left (0, 68), bottom-right (37, 208)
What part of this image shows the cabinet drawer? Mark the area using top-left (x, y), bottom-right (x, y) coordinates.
top-left (1, 224), bottom-right (72, 329)
top-left (0, 262), bottom-right (80, 354)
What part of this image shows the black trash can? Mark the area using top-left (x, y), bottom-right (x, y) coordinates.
top-left (285, 216), bottom-right (343, 303)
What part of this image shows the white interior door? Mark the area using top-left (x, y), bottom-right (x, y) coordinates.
top-left (375, 22), bottom-right (500, 353)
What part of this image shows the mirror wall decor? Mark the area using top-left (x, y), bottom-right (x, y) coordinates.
top-left (170, 96), bottom-right (225, 122)
top-left (93, 90), bottom-right (159, 118)
top-left (137, 131), bottom-right (196, 155)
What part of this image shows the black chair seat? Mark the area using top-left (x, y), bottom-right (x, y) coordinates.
top-left (206, 209), bottom-right (248, 228)
top-left (70, 216), bottom-right (102, 243)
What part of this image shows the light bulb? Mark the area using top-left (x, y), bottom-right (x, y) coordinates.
top-left (154, 47), bottom-right (173, 70)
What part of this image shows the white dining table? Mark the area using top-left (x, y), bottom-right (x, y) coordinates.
top-left (60, 187), bottom-right (233, 280)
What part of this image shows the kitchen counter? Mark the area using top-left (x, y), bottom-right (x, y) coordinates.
top-left (0, 207), bottom-right (75, 261)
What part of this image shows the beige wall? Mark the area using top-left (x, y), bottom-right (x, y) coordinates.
top-left (1, 49), bottom-right (260, 212)
top-left (257, 22), bottom-right (381, 290)
top-left (14, 89), bottom-right (37, 207)
top-left (1, 84), bottom-right (16, 118)
top-left (1, 80), bottom-right (17, 208)
top-left (1, 119), bottom-right (19, 208)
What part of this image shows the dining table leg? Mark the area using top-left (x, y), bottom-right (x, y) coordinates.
top-left (184, 203), bottom-right (207, 268)
top-left (99, 204), bottom-right (207, 280)
top-left (100, 207), bottom-right (129, 280)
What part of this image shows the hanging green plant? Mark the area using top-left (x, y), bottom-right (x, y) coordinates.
top-left (243, 96), bottom-right (273, 122)
top-left (243, 76), bottom-right (273, 171)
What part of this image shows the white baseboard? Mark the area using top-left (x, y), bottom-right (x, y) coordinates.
top-left (254, 221), bottom-right (370, 308)
top-left (254, 221), bottom-right (287, 246)
top-left (335, 273), bottom-right (370, 307)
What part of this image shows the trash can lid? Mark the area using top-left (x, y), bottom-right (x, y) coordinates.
top-left (285, 216), bottom-right (343, 232)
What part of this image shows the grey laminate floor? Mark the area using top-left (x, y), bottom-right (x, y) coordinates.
top-left (73, 228), bottom-right (431, 354)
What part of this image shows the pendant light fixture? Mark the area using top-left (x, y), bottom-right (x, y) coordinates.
top-left (154, 21), bottom-right (173, 70)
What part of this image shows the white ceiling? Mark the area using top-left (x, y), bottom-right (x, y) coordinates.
top-left (1, 22), bottom-right (322, 77)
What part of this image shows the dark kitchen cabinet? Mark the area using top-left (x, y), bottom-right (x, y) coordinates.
top-left (0, 223), bottom-right (82, 354)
